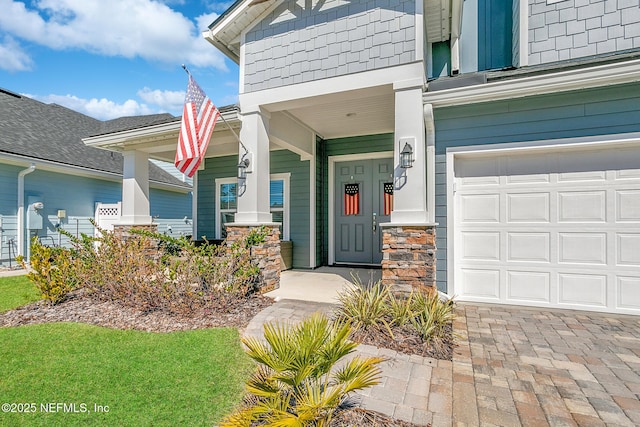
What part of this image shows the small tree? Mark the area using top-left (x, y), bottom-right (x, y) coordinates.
top-left (222, 314), bottom-right (383, 426)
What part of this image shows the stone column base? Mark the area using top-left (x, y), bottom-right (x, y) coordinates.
top-left (225, 225), bottom-right (281, 293)
top-left (381, 224), bottom-right (436, 294)
top-left (112, 224), bottom-right (159, 258)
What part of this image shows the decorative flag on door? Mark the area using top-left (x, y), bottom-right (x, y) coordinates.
top-left (344, 183), bottom-right (360, 215)
top-left (384, 182), bottom-right (394, 215)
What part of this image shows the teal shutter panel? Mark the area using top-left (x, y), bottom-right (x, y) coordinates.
top-left (478, 0), bottom-right (513, 71)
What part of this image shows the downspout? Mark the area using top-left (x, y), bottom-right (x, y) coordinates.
top-left (17, 163), bottom-right (36, 258)
top-left (423, 104), bottom-right (436, 224)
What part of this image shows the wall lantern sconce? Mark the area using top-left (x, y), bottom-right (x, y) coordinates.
top-left (237, 155), bottom-right (251, 179)
top-left (400, 140), bottom-right (415, 169)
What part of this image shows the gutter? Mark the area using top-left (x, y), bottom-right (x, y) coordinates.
top-left (17, 163), bottom-right (35, 258)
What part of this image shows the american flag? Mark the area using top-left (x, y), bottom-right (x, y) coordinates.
top-left (384, 182), bottom-right (394, 215)
top-left (344, 183), bottom-right (360, 216)
top-left (175, 74), bottom-right (219, 178)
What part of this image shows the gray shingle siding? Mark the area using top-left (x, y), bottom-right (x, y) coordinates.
top-left (528, 0), bottom-right (640, 66)
top-left (243, 0), bottom-right (416, 92)
top-left (432, 82), bottom-right (640, 292)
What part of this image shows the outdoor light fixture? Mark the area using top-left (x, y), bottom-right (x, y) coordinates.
top-left (400, 141), bottom-right (415, 168)
top-left (237, 155), bottom-right (250, 179)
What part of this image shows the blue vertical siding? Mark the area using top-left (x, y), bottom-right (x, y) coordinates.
top-left (478, 0), bottom-right (513, 71)
top-left (433, 82), bottom-right (640, 292)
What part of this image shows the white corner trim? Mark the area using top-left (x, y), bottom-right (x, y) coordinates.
top-left (425, 59), bottom-right (640, 107)
top-left (309, 138), bottom-right (316, 268)
top-left (518, 0), bottom-right (529, 67)
top-left (327, 152), bottom-right (393, 265)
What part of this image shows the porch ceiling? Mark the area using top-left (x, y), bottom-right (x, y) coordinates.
top-left (283, 90), bottom-right (395, 140)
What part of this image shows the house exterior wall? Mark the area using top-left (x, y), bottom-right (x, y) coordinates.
top-left (432, 81), bottom-right (640, 292)
top-left (242, 0), bottom-right (416, 92)
top-left (320, 133), bottom-right (394, 265)
top-left (0, 164), bottom-right (192, 267)
top-left (528, 0), bottom-right (640, 66)
top-left (198, 150), bottom-right (311, 268)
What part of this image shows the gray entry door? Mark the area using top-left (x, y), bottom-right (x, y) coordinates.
top-left (334, 158), bottom-right (393, 265)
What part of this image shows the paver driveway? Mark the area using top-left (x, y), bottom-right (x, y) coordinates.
top-left (452, 303), bottom-right (640, 426)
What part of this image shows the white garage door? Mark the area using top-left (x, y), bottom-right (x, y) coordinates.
top-left (453, 145), bottom-right (640, 314)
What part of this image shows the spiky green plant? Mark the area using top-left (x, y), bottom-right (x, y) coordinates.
top-left (410, 291), bottom-right (455, 341)
top-left (221, 314), bottom-right (383, 426)
top-left (387, 291), bottom-right (416, 327)
top-left (334, 274), bottom-right (394, 337)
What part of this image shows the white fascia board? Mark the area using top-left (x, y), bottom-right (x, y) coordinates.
top-left (83, 121), bottom-right (181, 149)
top-left (0, 152), bottom-right (191, 194)
top-left (240, 62), bottom-right (426, 112)
top-left (83, 110), bottom-right (240, 150)
top-left (425, 59), bottom-right (640, 107)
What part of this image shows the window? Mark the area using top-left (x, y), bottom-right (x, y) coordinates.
top-left (215, 173), bottom-right (290, 240)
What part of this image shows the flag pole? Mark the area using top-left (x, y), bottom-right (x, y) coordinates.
top-left (181, 65), bottom-right (248, 155)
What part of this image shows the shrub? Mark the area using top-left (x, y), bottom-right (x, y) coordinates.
top-left (410, 291), bottom-right (455, 342)
top-left (335, 277), bottom-right (455, 349)
top-left (21, 222), bottom-right (267, 315)
top-left (334, 274), bottom-right (392, 336)
top-left (221, 314), bottom-right (383, 426)
top-left (18, 239), bottom-right (78, 305)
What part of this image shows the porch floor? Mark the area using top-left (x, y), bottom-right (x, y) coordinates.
top-left (265, 266), bottom-right (381, 304)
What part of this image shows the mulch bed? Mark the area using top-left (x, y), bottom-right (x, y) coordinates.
top-left (0, 289), bottom-right (273, 332)
top-left (351, 323), bottom-right (455, 361)
top-left (332, 407), bottom-right (429, 427)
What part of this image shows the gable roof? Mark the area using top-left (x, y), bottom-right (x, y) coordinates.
top-left (204, 0), bottom-right (460, 64)
top-left (0, 88), bottom-right (190, 190)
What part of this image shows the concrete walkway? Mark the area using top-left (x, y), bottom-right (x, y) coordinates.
top-left (246, 268), bottom-right (640, 426)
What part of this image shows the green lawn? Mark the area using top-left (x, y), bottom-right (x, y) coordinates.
top-left (0, 323), bottom-right (252, 426)
top-left (0, 275), bottom-right (40, 312)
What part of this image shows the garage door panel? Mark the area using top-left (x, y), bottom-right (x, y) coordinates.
top-left (558, 191), bottom-right (607, 222)
top-left (507, 193), bottom-right (550, 222)
top-left (617, 190), bottom-right (640, 221)
top-left (557, 151), bottom-right (608, 182)
top-left (558, 233), bottom-right (607, 265)
top-left (507, 271), bottom-right (550, 302)
top-left (454, 145), bottom-right (640, 315)
top-left (456, 157), bottom-right (500, 185)
top-left (618, 277), bottom-right (640, 310)
top-left (506, 155), bottom-right (551, 184)
top-left (462, 232), bottom-right (500, 261)
top-left (508, 233), bottom-right (550, 262)
top-left (558, 273), bottom-right (607, 307)
top-left (617, 234), bottom-right (640, 266)
top-left (461, 269), bottom-right (500, 299)
top-left (460, 194), bottom-right (500, 222)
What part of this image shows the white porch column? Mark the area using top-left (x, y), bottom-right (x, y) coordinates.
top-left (391, 80), bottom-right (429, 224)
top-left (120, 150), bottom-right (152, 225)
top-left (234, 109), bottom-right (272, 224)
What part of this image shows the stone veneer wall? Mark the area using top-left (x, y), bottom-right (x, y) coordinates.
top-left (381, 225), bottom-right (436, 293)
top-left (113, 224), bottom-right (159, 258)
top-left (225, 225), bottom-right (281, 292)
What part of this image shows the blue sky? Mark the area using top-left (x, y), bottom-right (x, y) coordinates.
top-left (0, 0), bottom-right (240, 120)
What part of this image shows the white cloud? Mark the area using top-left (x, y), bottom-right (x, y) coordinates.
top-left (28, 93), bottom-right (157, 120)
top-left (0, 0), bottom-right (227, 70)
top-left (0, 35), bottom-right (33, 71)
top-left (137, 87), bottom-right (185, 111)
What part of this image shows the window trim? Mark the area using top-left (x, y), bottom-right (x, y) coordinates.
top-left (215, 173), bottom-right (290, 240)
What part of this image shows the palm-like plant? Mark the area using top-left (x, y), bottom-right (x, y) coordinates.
top-left (221, 314), bottom-right (383, 426)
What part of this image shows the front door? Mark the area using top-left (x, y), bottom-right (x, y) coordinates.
top-left (334, 158), bottom-right (394, 264)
